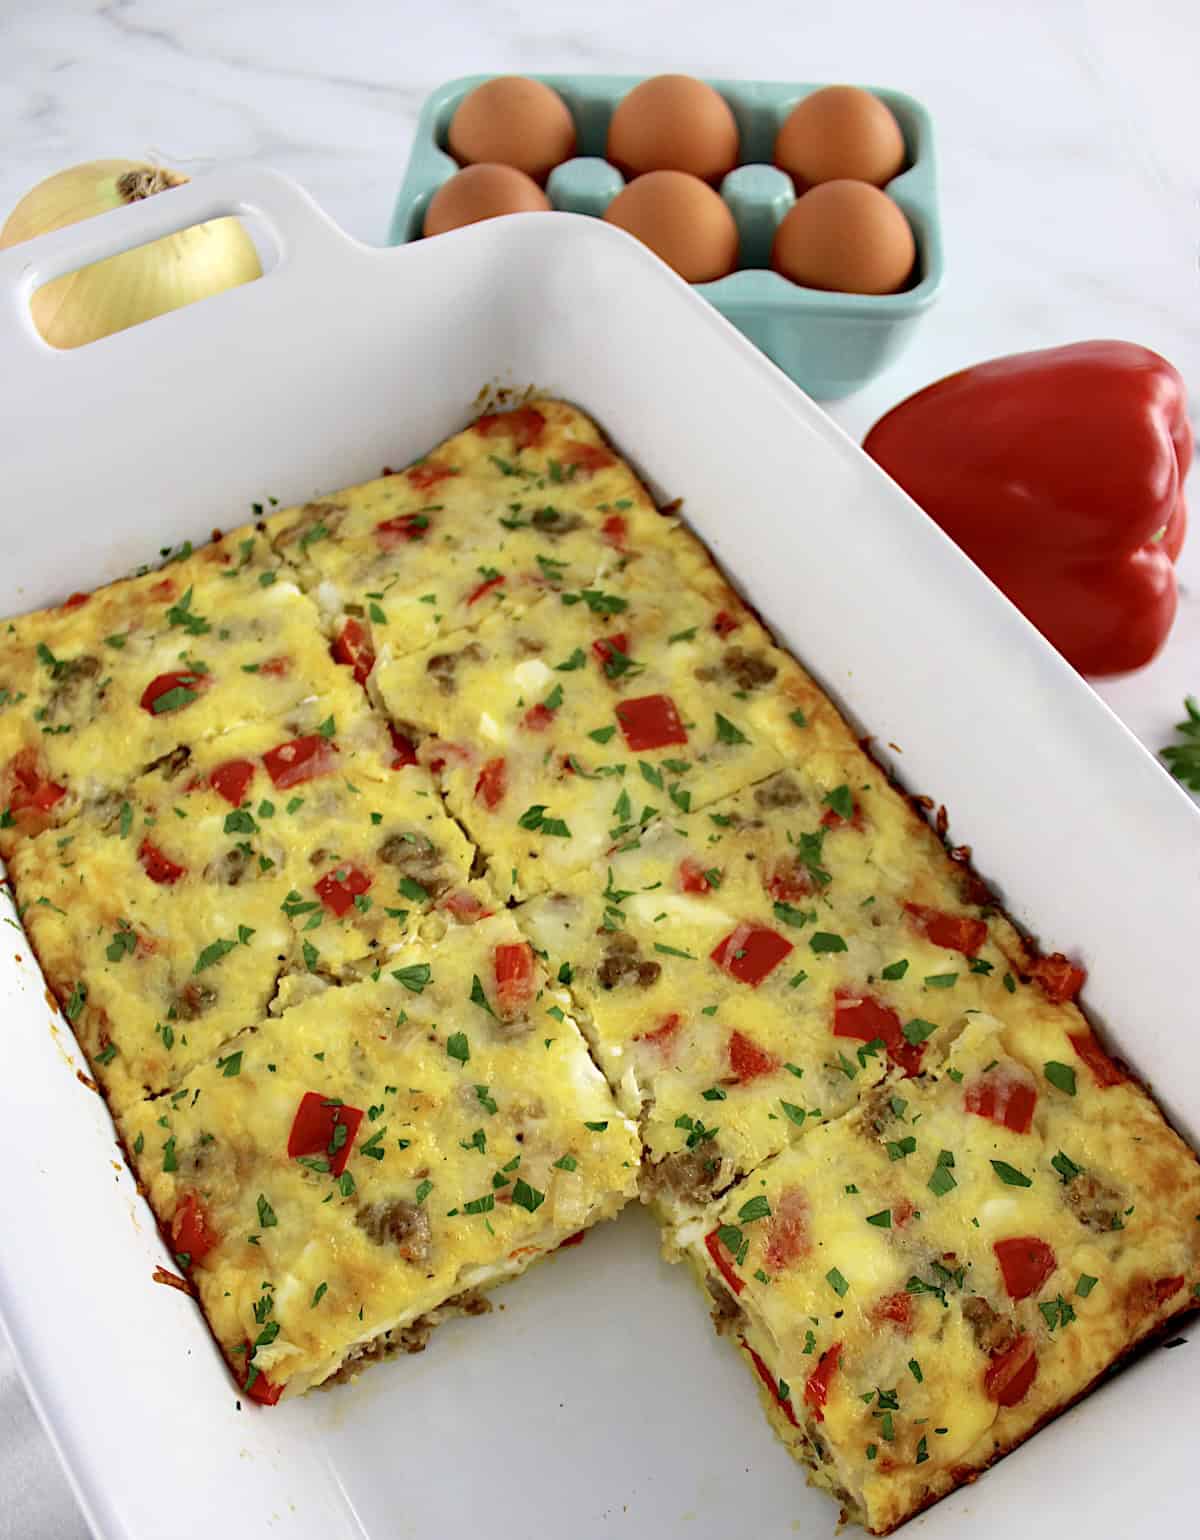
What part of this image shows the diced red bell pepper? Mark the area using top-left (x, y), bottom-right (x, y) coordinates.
top-left (863, 342), bottom-right (1193, 676)
top-left (635, 1012), bottom-right (681, 1058)
top-left (833, 989), bottom-right (924, 1078)
top-left (474, 756), bottom-right (507, 810)
top-left (560, 440), bottom-right (616, 475)
top-left (257, 656), bottom-right (290, 678)
top-left (440, 888), bottom-right (490, 923)
top-left (994, 1236), bottom-right (1057, 1300)
top-left (705, 1227), bottom-right (744, 1295)
top-left (262, 734), bottom-right (337, 789)
top-left (1028, 953), bottom-right (1085, 1003)
top-left (678, 856), bottom-right (713, 893)
top-left (466, 572), bottom-right (505, 606)
top-left (592, 632), bottom-right (629, 673)
top-left (711, 923), bottom-right (793, 987)
top-left (388, 725), bottom-right (419, 768)
top-left (712, 610), bottom-right (739, 638)
top-left (61, 590), bottom-right (91, 610)
top-left (872, 1292), bottom-right (913, 1331)
top-left (984, 1334), bottom-right (1038, 1407)
top-left (242, 1351), bottom-right (284, 1406)
top-left (377, 512), bottom-right (432, 544)
top-left (522, 702), bottom-right (556, 731)
top-left (892, 1199), bottom-right (916, 1229)
top-left (210, 759), bottom-right (256, 806)
top-left (331, 617), bottom-right (375, 687)
top-left (7, 747), bottom-right (67, 814)
top-left (1152, 1275), bottom-right (1185, 1306)
top-left (728, 1029), bottom-right (778, 1082)
top-left (615, 693), bottom-right (688, 751)
top-left (600, 514), bottom-right (627, 548)
top-left (764, 1187), bottom-right (809, 1270)
top-left (494, 941), bottom-right (535, 1017)
top-left (405, 459), bottom-right (457, 490)
top-left (171, 1191), bottom-right (219, 1264)
top-left (557, 1230), bottom-right (587, 1249)
top-left (820, 801), bottom-right (864, 832)
top-left (138, 838), bottom-right (186, 885)
top-left (315, 864), bottom-right (372, 917)
top-left (1068, 1028), bottom-right (1125, 1088)
top-left (140, 669), bottom-right (208, 716)
top-left (804, 1342), bottom-right (842, 1421)
top-left (904, 902), bottom-right (988, 957)
top-left (287, 1091), bottom-right (364, 1177)
top-left (964, 1074), bottom-right (1037, 1134)
top-left (473, 405), bottom-right (546, 450)
top-left (743, 1338), bottom-right (799, 1427)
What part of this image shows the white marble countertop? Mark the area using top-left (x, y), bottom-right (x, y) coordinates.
top-left (1, 1), bottom-right (1196, 1535)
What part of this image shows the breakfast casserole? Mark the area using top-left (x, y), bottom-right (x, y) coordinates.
top-left (1, 400), bottom-right (1195, 1527)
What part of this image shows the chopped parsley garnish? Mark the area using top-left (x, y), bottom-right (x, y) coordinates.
top-left (512, 1179), bottom-right (545, 1213)
top-left (311, 1282), bottom-right (328, 1308)
top-left (881, 958), bottom-right (909, 980)
top-left (475, 1084), bottom-right (498, 1115)
top-left (554, 1154), bottom-right (577, 1171)
top-left (822, 785), bottom-right (854, 821)
top-left (924, 972), bottom-right (957, 989)
top-left (392, 963), bottom-right (431, 992)
top-left (991, 1159), bottom-right (1032, 1187)
top-left (714, 712), bottom-right (748, 746)
top-left (826, 1267), bottom-right (849, 1298)
top-left (561, 588), bottom-right (628, 616)
top-left (446, 1032), bottom-right (470, 1064)
top-left (218, 1050), bottom-right (243, 1077)
top-left (414, 1179), bottom-right (433, 1205)
top-left (256, 1194), bottom-right (277, 1228)
top-left (738, 1196), bottom-right (772, 1223)
top-left (927, 1149), bottom-right (957, 1196)
top-left (194, 937), bottom-right (237, 973)
top-left (902, 1017), bottom-right (938, 1045)
top-left (517, 803), bottom-right (571, 838)
top-left (1051, 1149), bottom-right (1083, 1184)
top-left (1044, 1061), bottom-right (1077, 1095)
top-left (886, 1136), bottom-right (917, 1161)
top-left (809, 931), bottom-right (847, 953)
top-left (780, 1101), bottom-right (808, 1127)
top-left (866, 1209), bottom-right (891, 1228)
top-left (773, 901), bottom-right (813, 928)
top-left (1076, 1273), bottom-right (1099, 1297)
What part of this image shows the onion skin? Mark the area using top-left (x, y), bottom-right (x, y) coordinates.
top-left (0, 159), bottom-right (261, 349)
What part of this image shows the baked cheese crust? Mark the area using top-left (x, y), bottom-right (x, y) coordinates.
top-left (1, 400), bottom-right (1196, 1526)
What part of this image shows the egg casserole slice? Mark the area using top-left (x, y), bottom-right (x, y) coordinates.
top-left (265, 398), bottom-right (696, 664)
top-left (669, 1011), bottom-right (1200, 1533)
top-left (10, 694), bottom-right (478, 1108)
top-left (0, 524), bottom-right (359, 858)
top-left (1, 401), bottom-right (1196, 1530)
top-left (119, 911), bottom-right (639, 1401)
top-left (370, 580), bottom-right (824, 899)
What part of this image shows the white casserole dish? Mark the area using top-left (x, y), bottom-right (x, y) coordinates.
top-left (0, 170), bottom-right (1195, 1540)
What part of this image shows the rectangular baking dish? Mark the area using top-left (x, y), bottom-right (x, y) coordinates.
top-left (388, 73), bottom-right (943, 400)
top-left (0, 170), bottom-right (1195, 1540)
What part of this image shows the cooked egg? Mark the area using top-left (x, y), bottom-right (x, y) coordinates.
top-left (423, 165), bottom-right (550, 237)
top-left (447, 76), bottom-right (576, 182)
top-left (607, 74), bottom-right (740, 183)
top-left (774, 85), bottom-right (906, 190)
top-left (770, 180), bottom-right (915, 295)
top-left (603, 171), bottom-right (739, 283)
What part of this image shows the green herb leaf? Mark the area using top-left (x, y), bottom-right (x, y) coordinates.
top-left (738, 1196), bottom-right (772, 1223)
top-left (256, 1194), bottom-right (277, 1228)
top-left (446, 1032), bottom-right (470, 1064)
top-left (809, 931), bottom-right (847, 954)
top-left (1160, 695), bottom-right (1200, 791)
top-left (511, 1178), bottom-right (545, 1213)
top-left (881, 959), bottom-right (909, 980)
top-left (1051, 1149), bottom-right (1083, 1184)
top-left (392, 963), bottom-right (431, 993)
top-left (1044, 1061), bottom-right (1077, 1096)
top-left (826, 1267), bottom-right (849, 1298)
top-left (714, 713), bottom-right (748, 746)
top-left (866, 1209), bottom-right (892, 1228)
top-left (991, 1159), bottom-right (1033, 1187)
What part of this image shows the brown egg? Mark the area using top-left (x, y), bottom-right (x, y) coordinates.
top-left (774, 86), bottom-right (906, 189)
top-left (423, 165), bottom-right (550, 237)
top-left (607, 74), bottom-right (739, 183)
top-left (771, 180), bottom-right (915, 295)
top-left (447, 76), bottom-right (576, 182)
top-left (603, 171), bottom-right (739, 284)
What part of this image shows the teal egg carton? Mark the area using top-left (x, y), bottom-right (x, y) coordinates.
top-left (389, 74), bottom-right (943, 400)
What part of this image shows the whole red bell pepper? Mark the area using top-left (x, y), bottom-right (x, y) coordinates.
top-left (862, 342), bottom-right (1192, 676)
